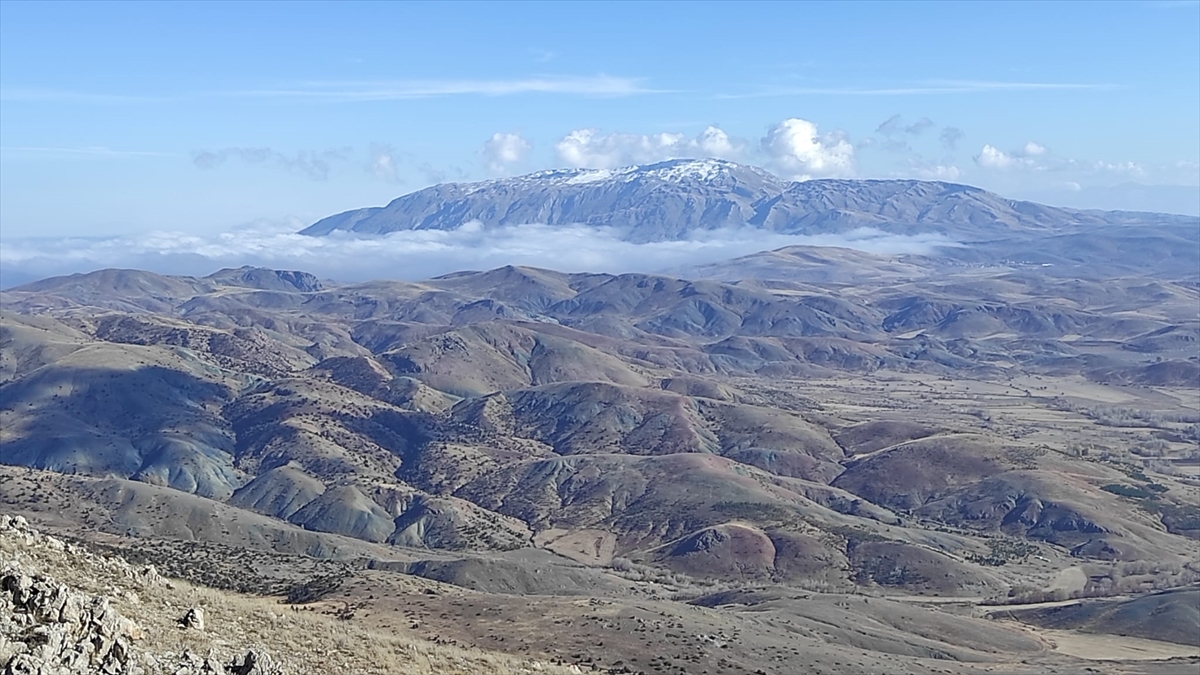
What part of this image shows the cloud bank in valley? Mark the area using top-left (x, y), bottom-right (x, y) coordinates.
top-left (0, 219), bottom-right (959, 288)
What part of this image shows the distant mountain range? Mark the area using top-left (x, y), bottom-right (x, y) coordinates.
top-left (300, 158), bottom-right (1196, 244)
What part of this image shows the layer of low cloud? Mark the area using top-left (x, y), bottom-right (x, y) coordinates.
top-left (0, 220), bottom-right (959, 288)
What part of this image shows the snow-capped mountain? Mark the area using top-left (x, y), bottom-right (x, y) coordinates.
top-left (300, 159), bottom-right (1193, 243)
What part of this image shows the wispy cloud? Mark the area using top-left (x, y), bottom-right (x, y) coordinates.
top-left (940, 127), bottom-right (964, 150)
top-left (230, 75), bottom-right (661, 101)
top-left (876, 115), bottom-right (934, 136)
top-left (1, 75), bottom-right (661, 106)
top-left (719, 79), bottom-right (1121, 98)
top-left (871, 115), bottom-right (938, 154)
top-left (0, 146), bottom-right (180, 158)
top-left (191, 147), bottom-right (351, 180)
top-left (0, 89), bottom-right (168, 104)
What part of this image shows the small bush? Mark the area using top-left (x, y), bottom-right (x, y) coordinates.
top-left (1100, 483), bottom-right (1163, 500)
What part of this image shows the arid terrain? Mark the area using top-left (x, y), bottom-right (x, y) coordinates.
top-left (1, 239), bottom-right (1198, 674)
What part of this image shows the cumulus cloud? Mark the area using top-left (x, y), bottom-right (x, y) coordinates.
top-left (554, 125), bottom-right (743, 169)
top-left (1093, 160), bottom-right (1145, 176)
top-left (975, 144), bottom-right (1018, 169)
top-left (971, 140), bottom-right (1137, 175)
top-left (1, 221), bottom-right (959, 287)
top-left (907, 164), bottom-right (963, 181)
top-left (192, 147), bottom-right (350, 180)
top-left (975, 142), bottom-right (1049, 170)
top-left (760, 118), bottom-right (855, 180)
top-left (480, 132), bottom-right (532, 174)
top-left (695, 126), bottom-right (743, 158)
top-left (551, 118), bottom-right (849, 178)
top-left (973, 142), bottom-right (1159, 182)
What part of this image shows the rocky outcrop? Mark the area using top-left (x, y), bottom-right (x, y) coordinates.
top-left (0, 515), bottom-right (280, 675)
top-left (1, 563), bottom-right (139, 674)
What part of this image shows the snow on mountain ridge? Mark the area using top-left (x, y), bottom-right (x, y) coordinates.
top-left (491, 158), bottom-right (754, 187)
top-left (300, 159), bottom-right (1193, 243)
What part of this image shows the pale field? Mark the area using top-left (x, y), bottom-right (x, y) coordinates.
top-left (1023, 627), bottom-right (1200, 662)
top-left (748, 370), bottom-right (1199, 465)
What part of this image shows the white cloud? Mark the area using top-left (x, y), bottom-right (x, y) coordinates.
top-left (368, 143), bottom-right (401, 183)
top-left (554, 125), bottom-right (743, 169)
top-left (909, 164), bottom-right (962, 181)
top-left (1021, 142), bottom-right (1047, 157)
top-left (975, 144), bottom-right (1016, 169)
top-left (974, 143), bottom-right (1050, 170)
top-left (0, 221), bottom-right (959, 287)
top-left (696, 126), bottom-right (742, 158)
top-left (760, 118), bottom-right (855, 180)
top-left (1093, 160), bottom-right (1146, 176)
top-left (974, 142), bottom-right (1158, 181)
top-left (480, 133), bottom-right (532, 174)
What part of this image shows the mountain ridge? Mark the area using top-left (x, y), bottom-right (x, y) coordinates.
top-left (299, 158), bottom-right (1195, 244)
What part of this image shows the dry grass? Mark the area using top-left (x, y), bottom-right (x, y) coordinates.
top-left (0, 517), bottom-right (581, 675)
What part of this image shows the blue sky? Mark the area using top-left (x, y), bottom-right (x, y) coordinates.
top-left (1, 0), bottom-right (1198, 243)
